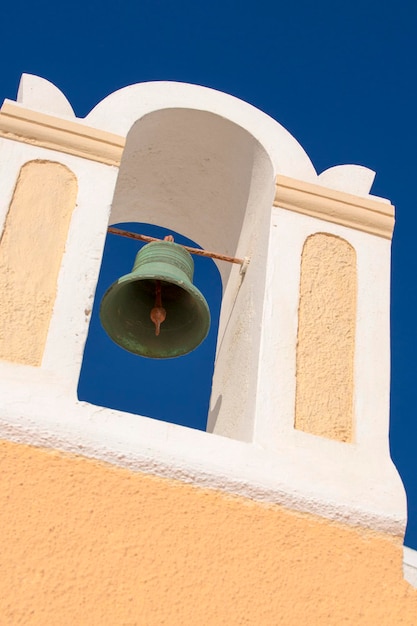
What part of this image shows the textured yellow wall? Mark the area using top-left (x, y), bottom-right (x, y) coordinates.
top-left (0, 160), bottom-right (77, 365)
top-left (0, 439), bottom-right (416, 625)
top-left (295, 233), bottom-right (356, 441)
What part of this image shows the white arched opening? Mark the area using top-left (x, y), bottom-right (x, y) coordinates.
top-left (108, 108), bottom-right (275, 440)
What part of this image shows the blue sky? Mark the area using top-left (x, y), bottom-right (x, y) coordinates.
top-left (1, 0), bottom-right (416, 546)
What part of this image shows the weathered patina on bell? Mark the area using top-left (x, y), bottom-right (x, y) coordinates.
top-left (99, 241), bottom-right (211, 358)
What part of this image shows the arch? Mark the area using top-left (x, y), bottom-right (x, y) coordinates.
top-left (109, 108), bottom-right (273, 285)
top-left (106, 108), bottom-right (275, 440)
top-left (0, 160), bottom-right (78, 366)
top-left (12, 75), bottom-right (380, 198)
top-left (84, 81), bottom-right (316, 181)
top-left (295, 233), bottom-right (357, 442)
top-left (75, 108), bottom-right (275, 439)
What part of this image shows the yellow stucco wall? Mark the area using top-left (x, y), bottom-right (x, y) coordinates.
top-left (0, 439), bottom-right (416, 625)
top-left (295, 233), bottom-right (356, 442)
top-left (0, 160), bottom-right (77, 366)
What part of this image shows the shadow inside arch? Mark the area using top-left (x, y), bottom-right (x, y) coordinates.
top-left (77, 223), bottom-right (222, 431)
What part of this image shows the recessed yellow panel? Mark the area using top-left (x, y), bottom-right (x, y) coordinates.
top-left (0, 160), bottom-right (77, 365)
top-left (295, 233), bottom-right (356, 441)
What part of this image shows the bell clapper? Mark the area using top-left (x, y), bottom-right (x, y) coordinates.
top-left (149, 235), bottom-right (173, 336)
top-left (150, 280), bottom-right (167, 336)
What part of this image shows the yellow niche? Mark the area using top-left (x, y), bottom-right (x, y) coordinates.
top-left (0, 160), bottom-right (78, 366)
top-left (295, 233), bottom-right (357, 442)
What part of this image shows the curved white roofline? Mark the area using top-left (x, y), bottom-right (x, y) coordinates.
top-left (17, 74), bottom-right (75, 119)
top-left (84, 79), bottom-right (316, 181)
top-left (13, 74), bottom-right (378, 196)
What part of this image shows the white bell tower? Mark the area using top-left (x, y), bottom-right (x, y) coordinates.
top-left (0, 74), bottom-right (406, 552)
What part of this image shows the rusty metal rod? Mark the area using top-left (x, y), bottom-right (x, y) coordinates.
top-left (107, 227), bottom-right (246, 266)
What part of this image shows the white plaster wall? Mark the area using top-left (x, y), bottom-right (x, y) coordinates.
top-left (256, 207), bottom-right (394, 454)
top-left (253, 206), bottom-right (405, 528)
top-left (17, 74), bottom-right (75, 119)
top-left (0, 137), bottom-right (118, 381)
top-left (0, 349), bottom-right (406, 536)
top-left (0, 76), bottom-right (406, 537)
top-left (13, 74), bottom-right (379, 198)
top-left (0, 191), bottom-right (405, 534)
top-left (208, 150), bottom-right (275, 440)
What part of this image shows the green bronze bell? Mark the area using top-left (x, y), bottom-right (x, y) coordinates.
top-left (100, 240), bottom-right (211, 358)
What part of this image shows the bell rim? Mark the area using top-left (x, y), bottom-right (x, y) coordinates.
top-left (99, 269), bottom-right (211, 359)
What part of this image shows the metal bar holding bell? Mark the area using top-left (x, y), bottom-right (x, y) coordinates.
top-left (107, 227), bottom-right (250, 274)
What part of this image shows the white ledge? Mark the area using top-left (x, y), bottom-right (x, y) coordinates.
top-left (275, 175), bottom-right (395, 239)
top-left (0, 361), bottom-right (406, 537)
top-left (0, 101), bottom-right (124, 166)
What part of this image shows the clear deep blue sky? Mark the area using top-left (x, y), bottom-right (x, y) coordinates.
top-left (1, 1), bottom-right (416, 546)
